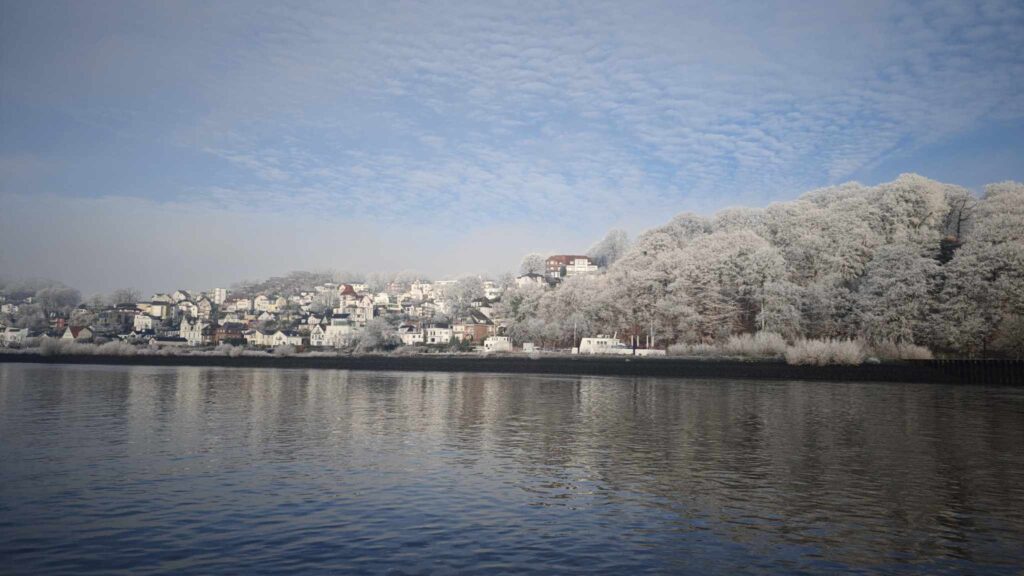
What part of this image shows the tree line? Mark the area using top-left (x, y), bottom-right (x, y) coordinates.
top-left (499, 174), bottom-right (1024, 358)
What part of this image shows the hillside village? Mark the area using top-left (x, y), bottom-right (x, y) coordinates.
top-left (4, 176), bottom-right (1023, 361)
top-left (0, 255), bottom-right (624, 354)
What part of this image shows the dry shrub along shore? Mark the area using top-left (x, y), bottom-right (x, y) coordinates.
top-left (3, 332), bottom-right (933, 366)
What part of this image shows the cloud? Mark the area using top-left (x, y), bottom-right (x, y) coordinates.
top-left (1, 0), bottom-right (1022, 290)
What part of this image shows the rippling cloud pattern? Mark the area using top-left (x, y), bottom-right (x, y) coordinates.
top-left (1, 0), bottom-right (1022, 293)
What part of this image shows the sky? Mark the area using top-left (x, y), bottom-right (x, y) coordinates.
top-left (1, 0), bottom-right (1022, 296)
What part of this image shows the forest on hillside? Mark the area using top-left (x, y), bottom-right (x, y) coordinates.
top-left (500, 174), bottom-right (1024, 358)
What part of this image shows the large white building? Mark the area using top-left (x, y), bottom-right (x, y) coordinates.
top-left (545, 255), bottom-right (599, 279)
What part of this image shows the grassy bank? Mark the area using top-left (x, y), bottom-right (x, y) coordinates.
top-left (2, 351), bottom-right (1019, 384)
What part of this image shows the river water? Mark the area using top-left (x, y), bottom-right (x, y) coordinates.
top-left (1, 363), bottom-right (1022, 574)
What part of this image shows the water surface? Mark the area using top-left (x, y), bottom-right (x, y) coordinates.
top-left (1, 364), bottom-right (1022, 574)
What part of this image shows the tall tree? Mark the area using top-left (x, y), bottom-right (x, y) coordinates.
top-left (518, 253), bottom-right (547, 276)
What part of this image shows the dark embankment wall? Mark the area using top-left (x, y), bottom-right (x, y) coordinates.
top-left (2, 354), bottom-right (1021, 384)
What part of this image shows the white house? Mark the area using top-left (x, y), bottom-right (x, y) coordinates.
top-left (133, 314), bottom-right (158, 332)
top-left (324, 318), bottom-right (355, 348)
top-left (355, 295), bottom-right (375, 324)
top-left (172, 290), bottom-right (193, 303)
top-left (196, 297), bottom-right (214, 320)
top-left (244, 330), bottom-right (273, 347)
top-left (148, 301), bottom-right (173, 319)
top-left (410, 281), bottom-right (433, 300)
top-left (424, 324), bottom-right (453, 345)
top-left (483, 281), bottom-right (502, 300)
top-left (545, 255), bottom-right (599, 279)
top-left (483, 336), bottom-right (512, 353)
top-left (565, 257), bottom-right (599, 276)
top-left (177, 300), bottom-right (198, 318)
top-left (212, 288), bottom-right (228, 305)
top-left (309, 324), bottom-right (329, 347)
top-left (253, 295), bottom-right (271, 312)
top-left (179, 317), bottom-right (211, 346)
top-left (398, 325), bottom-right (424, 346)
top-left (2, 327), bottom-right (29, 347)
top-left (271, 330), bottom-right (303, 347)
top-left (516, 273), bottom-right (547, 288)
top-left (229, 298), bottom-right (252, 313)
top-left (578, 336), bottom-right (626, 355)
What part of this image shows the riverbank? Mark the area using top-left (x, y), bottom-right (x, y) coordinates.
top-left (2, 352), bottom-right (1020, 384)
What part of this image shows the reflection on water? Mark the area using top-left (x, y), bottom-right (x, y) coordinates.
top-left (1, 364), bottom-right (1022, 574)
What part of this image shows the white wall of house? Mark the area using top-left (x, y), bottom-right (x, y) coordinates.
top-left (133, 314), bottom-right (156, 331)
top-left (565, 258), bottom-right (599, 276)
top-left (483, 336), bottom-right (512, 352)
top-left (2, 327), bottom-right (28, 347)
top-left (179, 318), bottom-right (210, 346)
top-left (325, 324), bottom-right (354, 348)
top-left (272, 331), bottom-right (303, 347)
top-left (399, 330), bottom-right (424, 346)
top-left (425, 326), bottom-right (453, 345)
top-left (212, 288), bottom-right (227, 305)
top-left (578, 336), bottom-right (625, 354)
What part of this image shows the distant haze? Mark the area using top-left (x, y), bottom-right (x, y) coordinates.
top-left (2, 1), bottom-right (1022, 295)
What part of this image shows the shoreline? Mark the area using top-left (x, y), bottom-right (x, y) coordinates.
top-left (2, 352), bottom-right (1020, 384)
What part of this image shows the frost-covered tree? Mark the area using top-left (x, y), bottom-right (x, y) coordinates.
top-left (586, 229), bottom-right (630, 268)
top-left (668, 231), bottom-right (786, 334)
top-left (518, 253), bottom-right (547, 276)
top-left (874, 174), bottom-right (949, 248)
top-left (354, 318), bottom-right (400, 352)
top-left (14, 304), bottom-right (48, 331)
top-left (34, 285), bottom-right (81, 314)
top-left (713, 206), bottom-right (767, 236)
top-left (937, 182), bottom-right (1024, 355)
top-left (108, 288), bottom-right (140, 306)
top-left (442, 276), bottom-right (485, 320)
top-left (497, 283), bottom-right (548, 345)
top-left (757, 281), bottom-right (803, 340)
top-left (855, 245), bottom-right (940, 345)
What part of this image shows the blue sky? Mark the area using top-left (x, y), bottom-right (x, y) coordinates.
top-left (1, 0), bottom-right (1022, 295)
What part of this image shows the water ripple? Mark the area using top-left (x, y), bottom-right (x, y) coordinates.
top-left (1, 364), bottom-right (1023, 574)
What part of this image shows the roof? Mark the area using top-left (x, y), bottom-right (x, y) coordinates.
top-left (468, 309), bottom-right (494, 324)
top-left (546, 255), bottom-right (591, 265)
top-left (66, 326), bottom-right (90, 338)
